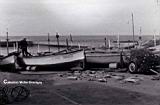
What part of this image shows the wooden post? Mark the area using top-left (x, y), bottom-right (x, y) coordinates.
top-left (0, 39), bottom-right (1, 55)
top-left (104, 37), bottom-right (107, 49)
top-left (154, 33), bottom-right (156, 47)
top-left (66, 38), bottom-right (69, 49)
top-left (56, 32), bottom-right (60, 52)
top-left (16, 41), bottom-right (19, 51)
top-left (13, 43), bottom-right (16, 51)
top-left (48, 33), bottom-right (50, 52)
top-left (78, 43), bottom-right (81, 50)
top-left (120, 51), bottom-right (124, 68)
top-left (108, 39), bottom-right (111, 49)
top-left (37, 42), bottom-right (40, 53)
top-left (6, 28), bottom-right (9, 55)
top-left (117, 34), bottom-right (120, 48)
top-left (82, 49), bottom-right (86, 70)
top-left (70, 34), bottom-right (73, 47)
top-left (70, 34), bottom-right (73, 42)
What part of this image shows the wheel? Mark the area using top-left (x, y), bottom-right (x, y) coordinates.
top-left (11, 86), bottom-right (30, 102)
top-left (128, 62), bottom-right (138, 73)
top-left (0, 89), bottom-right (8, 105)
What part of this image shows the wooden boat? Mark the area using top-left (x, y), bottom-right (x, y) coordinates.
top-left (85, 49), bottom-right (128, 68)
top-left (0, 53), bottom-right (17, 72)
top-left (16, 49), bottom-right (85, 71)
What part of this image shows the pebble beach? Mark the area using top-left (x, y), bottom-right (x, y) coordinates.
top-left (1, 70), bottom-right (160, 105)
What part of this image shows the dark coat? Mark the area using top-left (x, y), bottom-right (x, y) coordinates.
top-left (19, 39), bottom-right (28, 49)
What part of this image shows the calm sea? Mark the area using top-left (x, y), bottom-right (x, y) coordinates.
top-left (0, 35), bottom-right (158, 55)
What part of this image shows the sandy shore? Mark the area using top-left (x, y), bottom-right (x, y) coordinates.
top-left (1, 70), bottom-right (160, 105)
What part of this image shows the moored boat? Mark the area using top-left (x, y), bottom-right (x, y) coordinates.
top-left (16, 49), bottom-right (85, 71)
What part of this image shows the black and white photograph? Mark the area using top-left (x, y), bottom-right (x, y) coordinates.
top-left (0, 0), bottom-right (160, 105)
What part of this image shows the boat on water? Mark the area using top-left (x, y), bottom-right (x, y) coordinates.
top-left (15, 49), bottom-right (85, 71)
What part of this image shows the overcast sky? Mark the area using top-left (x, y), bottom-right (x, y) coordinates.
top-left (0, 0), bottom-right (160, 36)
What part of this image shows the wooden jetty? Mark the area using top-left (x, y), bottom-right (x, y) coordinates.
top-left (34, 42), bottom-right (88, 49)
top-left (0, 41), bottom-right (33, 47)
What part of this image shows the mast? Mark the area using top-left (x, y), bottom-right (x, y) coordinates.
top-left (48, 33), bottom-right (50, 52)
top-left (138, 27), bottom-right (142, 47)
top-left (139, 27), bottom-right (142, 36)
top-left (131, 13), bottom-right (135, 43)
top-left (6, 28), bottom-right (9, 54)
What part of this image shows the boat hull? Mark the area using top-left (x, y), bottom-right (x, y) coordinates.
top-left (17, 50), bottom-right (85, 71)
top-left (28, 59), bottom-right (83, 71)
top-left (85, 52), bottom-right (127, 68)
top-left (0, 55), bottom-right (16, 72)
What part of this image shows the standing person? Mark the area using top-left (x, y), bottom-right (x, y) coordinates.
top-left (19, 38), bottom-right (31, 57)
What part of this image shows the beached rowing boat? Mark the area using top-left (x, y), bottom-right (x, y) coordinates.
top-left (85, 50), bottom-right (128, 68)
top-left (0, 53), bottom-right (16, 72)
top-left (16, 50), bottom-right (85, 71)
